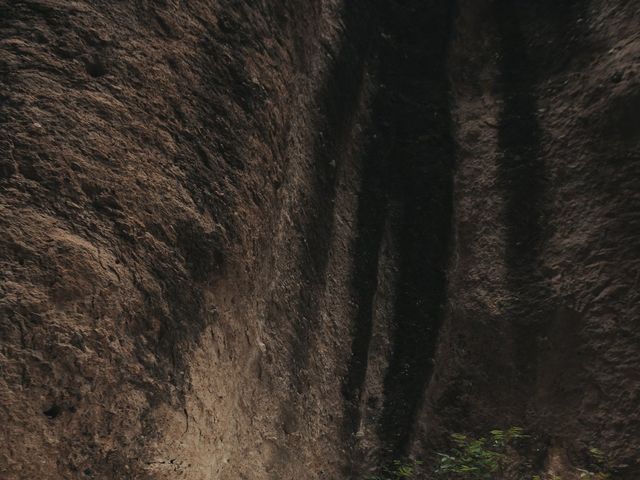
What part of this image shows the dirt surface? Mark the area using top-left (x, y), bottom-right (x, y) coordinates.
top-left (1, 0), bottom-right (639, 479)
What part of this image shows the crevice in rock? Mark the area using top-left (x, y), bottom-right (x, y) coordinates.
top-left (339, 0), bottom-right (457, 462)
top-left (377, 0), bottom-right (456, 457)
top-left (288, 0), bottom-right (376, 391)
top-left (494, 0), bottom-right (552, 384)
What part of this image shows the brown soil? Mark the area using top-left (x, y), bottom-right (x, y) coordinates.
top-left (1, 0), bottom-right (639, 479)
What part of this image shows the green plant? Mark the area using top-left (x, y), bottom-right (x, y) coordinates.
top-left (577, 447), bottom-right (611, 480)
top-left (434, 427), bottom-right (527, 480)
top-left (362, 429), bottom-right (612, 480)
top-left (364, 459), bottom-right (422, 480)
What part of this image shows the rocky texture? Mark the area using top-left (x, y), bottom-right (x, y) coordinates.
top-left (418, 3), bottom-right (640, 477)
top-left (1, 0), bottom-right (639, 479)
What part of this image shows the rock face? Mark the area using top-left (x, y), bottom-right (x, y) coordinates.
top-left (1, 0), bottom-right (639, 478)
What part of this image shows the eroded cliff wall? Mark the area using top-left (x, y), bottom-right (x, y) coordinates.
top-left (1, 1), bottom-right (639, 479)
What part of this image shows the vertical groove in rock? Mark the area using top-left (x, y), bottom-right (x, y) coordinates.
top-left (375, 0), bottom-right (457, 457)
top-left (494, 0), bottom-right (551, 382)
